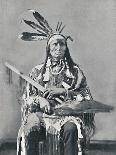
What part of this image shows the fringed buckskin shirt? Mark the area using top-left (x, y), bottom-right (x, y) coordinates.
top-left (17, 58), bottom-right (94, 154)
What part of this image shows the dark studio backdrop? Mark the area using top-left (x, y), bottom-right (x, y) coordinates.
top-left (0, 0), bottom-right (116, 142)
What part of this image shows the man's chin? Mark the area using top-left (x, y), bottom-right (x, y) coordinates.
top-left (52, 56), bottom-right (63, 61)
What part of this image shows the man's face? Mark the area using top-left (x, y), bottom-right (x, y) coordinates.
top-left (49, 38), bottom-right (66, 60)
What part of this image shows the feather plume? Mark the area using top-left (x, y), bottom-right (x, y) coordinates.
top-left (59, 25), bottom-right (65, 33)
top-left (19, 32), bottom-right (47, 41)
top-left (31, 10), bottom-right (53, 34)
top-left (56, 22), bottom-right (59, 32)
top-left (57, 22), bottom-right (62, 32)
top-left (23, 20), bottom-right (48, 35)
top-left (20, 10), bottom-right (68, 42)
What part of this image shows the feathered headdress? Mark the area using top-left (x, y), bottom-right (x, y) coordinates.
top-left (19, 10), bottom-right (73, 42)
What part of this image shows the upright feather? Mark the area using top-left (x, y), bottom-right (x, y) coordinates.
top-left (56, 22), bottom-right (59, 32)
top-left (57, 22), bottom-right (62, 32)
top-left (59, 25), bottom-right (66, 33)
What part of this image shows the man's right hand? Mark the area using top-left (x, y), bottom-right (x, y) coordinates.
top-left (35, 96), bottom-right (51, 114)
top-left (43, 87), bottom-right (66, 100)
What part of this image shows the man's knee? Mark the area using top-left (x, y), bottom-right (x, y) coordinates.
top-left (62, 121), bottom-right (78, 143)
top-left (63, 121), bottom-right (78, 134)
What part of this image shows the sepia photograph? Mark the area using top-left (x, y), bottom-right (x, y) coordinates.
top-left (0, 0), bottom-right (116, 155)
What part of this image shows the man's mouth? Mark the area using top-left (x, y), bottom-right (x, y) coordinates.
top-left (55, 53), bottom-right (62, 57)
top-left (55, 51), bottom-right (62, 55)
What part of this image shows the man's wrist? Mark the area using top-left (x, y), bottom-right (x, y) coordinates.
top-left (64, 89), bottom-right (69, 98)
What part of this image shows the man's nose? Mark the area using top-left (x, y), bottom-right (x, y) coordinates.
top-left (56, 43), bottom-right (61, 50)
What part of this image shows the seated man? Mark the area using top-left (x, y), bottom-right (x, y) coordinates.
top-left (17, 11), bottom-right (95, 155)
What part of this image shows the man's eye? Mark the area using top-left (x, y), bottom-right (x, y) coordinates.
top-left (60, 43), bottom-right (64, 46)
top-left (60, 42), bottom-right (65, 46)
top-left (53, 43), bottom-right (57, 46)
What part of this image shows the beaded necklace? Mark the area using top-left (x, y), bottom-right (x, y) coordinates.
top-left (50, 60), bottom-right (65, 75)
